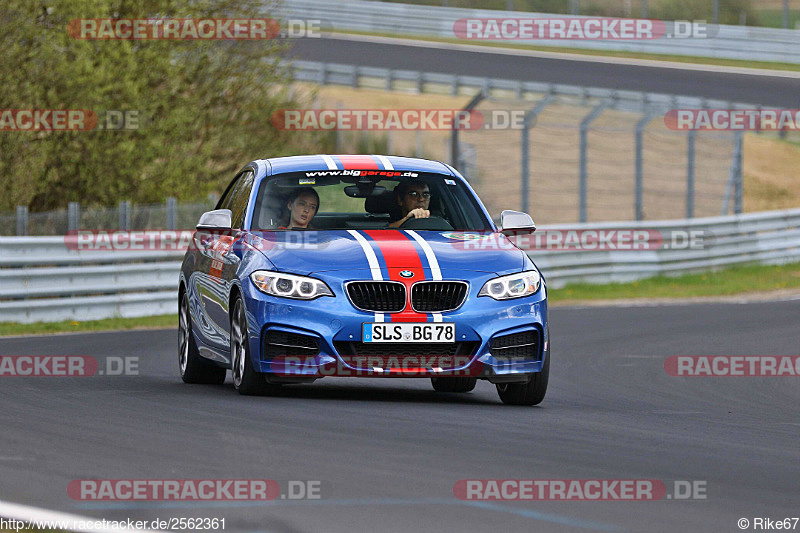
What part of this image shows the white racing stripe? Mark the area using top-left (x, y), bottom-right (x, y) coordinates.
top-left (405, 230), bottom-right (444, 322)
top-left (374, 155), bottom-right (393, 170)
top-left (320, 154), bottom-right (338, 170)
top-left (0, 499), bottom-right (164, 533)
top-left (347, 229), bottom-right (384, 322)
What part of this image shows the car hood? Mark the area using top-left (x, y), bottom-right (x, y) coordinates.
top-left (247, 229), bottom-right (525, 277)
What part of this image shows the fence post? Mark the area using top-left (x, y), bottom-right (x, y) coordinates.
top-left (451, 90), bottom-right (486, 172)
top-left (734, 131), bottom-right (744, 214)
top-left (119, 200), bottom-right (131, 230)
top-left (721, 131), bottom-right (744, 215)
top-left (579, 99), bottom-right (612, 223)
top-left (686, 129), bottom-right (696, 218)
top-left (635, 111), bottom-right (657, 221)
top-left (166, 197), bottom-right (177, 230)
top-left (68, 202), bottom-right (80, 232)
top-left (521, 94), bottom-right (555, 214)
top-left (16, 206), bottom-right (28, 236)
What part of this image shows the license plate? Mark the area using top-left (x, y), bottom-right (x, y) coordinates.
top-left (363, 323), bottom-right (455, 343)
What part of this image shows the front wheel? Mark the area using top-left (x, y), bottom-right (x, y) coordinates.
top-left (496, 351), bottom-right (549, 406)
top-left (230, 297), bottom-right (279, 396)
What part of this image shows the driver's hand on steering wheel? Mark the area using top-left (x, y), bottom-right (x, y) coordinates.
top-left (403, 208), bottom-right (430, 222)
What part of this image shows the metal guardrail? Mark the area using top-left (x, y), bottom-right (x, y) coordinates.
top-left (2, 208), bottom-right (799, 323)
top-left (277, 0), bottom-right (800, 64)
top-left (288, 59), bottom-right (759, 113)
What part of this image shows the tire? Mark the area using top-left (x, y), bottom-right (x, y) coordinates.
top-left (496, 350), bottom-right (549, 406)
top-left (179, 291), bottom-right (226, 385)
top-left (431, 376), bottom-right (477, 393)
top-left (230, 296), bottom-right (280, 396)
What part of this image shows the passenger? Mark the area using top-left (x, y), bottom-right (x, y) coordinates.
top-left (279, 187), bottom-right (319, 229)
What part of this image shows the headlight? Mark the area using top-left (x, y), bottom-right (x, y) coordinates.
top-left (478, 270), bottom-right (541, 300)
top-left (250, 271), bottom-right (333, 300)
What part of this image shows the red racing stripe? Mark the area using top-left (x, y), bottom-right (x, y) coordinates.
top-left (336, 155), bottom-right (379, 170)
top-left (363, 230), bottom-right (429, 323)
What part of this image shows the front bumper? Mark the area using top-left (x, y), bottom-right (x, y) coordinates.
top-left (242, 272), bottom-right (548, 381)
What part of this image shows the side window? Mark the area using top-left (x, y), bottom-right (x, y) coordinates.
top-left (217, 174), bottom-right (241, 211)
top-left (228, 171), bottom-right (255, 229)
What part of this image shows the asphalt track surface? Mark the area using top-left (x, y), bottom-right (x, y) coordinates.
top-left (1, 300), bottom-right (798, 532)
top-left (287, 36), bottom-right (800, 107)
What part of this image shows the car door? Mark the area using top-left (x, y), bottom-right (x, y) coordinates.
top-left (192, 170), bottom-right (255, 353)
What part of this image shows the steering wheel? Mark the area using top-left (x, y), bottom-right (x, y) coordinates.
top-left (400, 216), bottom-right (454, 230)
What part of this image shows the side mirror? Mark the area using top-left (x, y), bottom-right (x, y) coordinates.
top-left (196, 209), bottom-right (233, 230)
top-left (500, 210), bottom-right (536, 235)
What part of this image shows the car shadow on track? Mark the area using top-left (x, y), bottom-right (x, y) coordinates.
top-left (178, 379), bottom-right (507, 406)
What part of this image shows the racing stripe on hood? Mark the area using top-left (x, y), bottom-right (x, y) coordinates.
top-left (335, 155), bottom-right (379, 170)
top-left (404, 230), bottom-right (443, 322)
top-left (363, 230), bottom-right (430, 323)
top-left (320, 154), bottom-right (338, 170)
top-left (346, 229), bottom-right (385, 323)
top-left (374, 155), bottom-right (393, 170)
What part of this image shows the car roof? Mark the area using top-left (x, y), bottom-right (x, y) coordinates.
top-left (256, 155), bottom-right (457, 177)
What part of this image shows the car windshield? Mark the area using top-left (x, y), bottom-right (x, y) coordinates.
top-left (250, 171), bottom-right (493, 231)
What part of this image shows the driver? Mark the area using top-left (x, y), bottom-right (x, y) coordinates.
top-left (389, 179), bottom-right (431, 228)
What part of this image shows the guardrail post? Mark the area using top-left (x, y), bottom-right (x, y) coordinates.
top-left (579, 99), bottom-right (613, 223)
top-left (119, 200), bottom-right (131, 230)
top-left (166, 197), bottom-right (177, 230)
top-left (641, 0), bottom-right (648, 17)
top-left (15, 206), bottom-right (28, 236)
top-left (416, 71), bottom-right (424, 94)
top-left (385, 69), bottom-right (393, 91)
top-left (68, 202), bottom-right (80, 232)
top-left (521, 94), bottom-right (555, 214)
top-left (450, 75), bottom-right (459, 96)
top-left (686, 129), bottom-right (696, 218)
top-left (635, 110), bottom-right (657, 221)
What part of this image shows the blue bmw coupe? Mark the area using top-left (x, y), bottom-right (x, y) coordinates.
top-left (179, 155), bottom-right (549, 405)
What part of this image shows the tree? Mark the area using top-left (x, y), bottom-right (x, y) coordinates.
top-left (0, 0), bottom-right (324, 211)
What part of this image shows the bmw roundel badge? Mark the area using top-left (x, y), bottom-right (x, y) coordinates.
top-left (399, 270), bottom-right (414, 278)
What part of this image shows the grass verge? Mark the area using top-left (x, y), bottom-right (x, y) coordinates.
top-left (0, 314), bottom-right (177, 337)
top-left (548, 261), bottom-right (800, 303)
